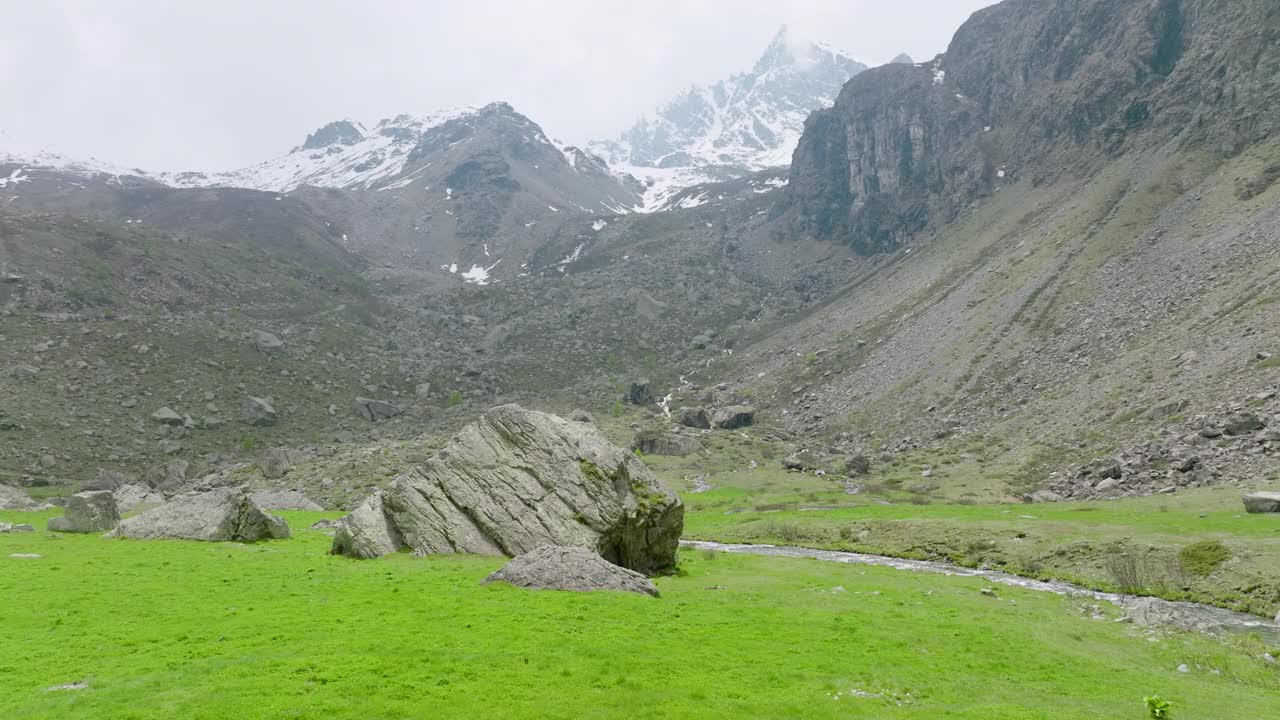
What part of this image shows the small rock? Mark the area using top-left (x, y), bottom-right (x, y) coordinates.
top-left (151, 407), bottom-right (184, 426)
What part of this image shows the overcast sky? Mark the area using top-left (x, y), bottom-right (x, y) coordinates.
top-left (0, 0), bottom-right (996, 172)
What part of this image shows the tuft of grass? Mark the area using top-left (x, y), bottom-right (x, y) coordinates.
top-left (1179, 540), bottom-right (1232, 577)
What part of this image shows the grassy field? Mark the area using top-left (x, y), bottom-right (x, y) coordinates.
top-left (2, 509), bottom-right (1279, 719)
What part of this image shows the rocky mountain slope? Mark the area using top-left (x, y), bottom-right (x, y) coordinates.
top-left (708, 0), bottom-right (1280, 498)
top-left (591, 27), bottom-right (869, 210)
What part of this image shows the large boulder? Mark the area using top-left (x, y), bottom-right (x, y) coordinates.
top-left (332, 404), bottom-right (683, 574)
top-left (712, 405), bottom-right (755, 429)
top-left (483, 546), bottom-right (660, 597)
top-left (250, 489), bottom-right (323, 511)
top-left (256, 448), bottom-right (299, 479)
top-left (0, 484), bottom-right (35, 510)
top-left (627, 381), bottom-right (654, 406)
top-left (108, 488), bottom-right (290, 542)
top-left (47, 491), bottom-right (119, 533)
top-left (151, 407), bottom-right (184, 426)
top-left (678, 407), bottom-right (711, 430)
top-left (241, 397), bottom-right (277, 427)
top-left (252, 330), bottom-right (285, 353)
top-left (354, 397), bottom-right (401, 422)
top-left (1224, 413), bottom-right (1265, 436)
top-left (631, 431), bottom-right (701, 457)
top-left (1243, 491), bottom-right (1280, 514)
top-left (85, 468), bottom-right (133, 491)
top-left (113, 483), bottom-right (165, 512)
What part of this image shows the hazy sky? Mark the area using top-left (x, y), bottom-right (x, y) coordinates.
top-left (0, 0), bottom-right (996, 172)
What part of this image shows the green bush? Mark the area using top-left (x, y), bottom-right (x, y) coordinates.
top-left (1178, 540), bottom-right (1231, 577)
top-left (446, 391), bottom-right (464, 408)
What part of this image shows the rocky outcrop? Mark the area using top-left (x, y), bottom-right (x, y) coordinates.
top-left (108, 488), bottom-right (290, 542)
top-left (250, 489), bottom-right (324, 511)
top-left (332, 404), bottom-right (682, 574)
top-left (483, 545), bottom-right (660, 597)
top-left (0, 484), bottom-right (35, 510)
top-left (1244, 492), bottom-right (1280, 514)
top-left (632, 431), bottom-right (701, 457)
top-left (782, 0), bottom-right (1280, 252)
top-left (47, 491), bottom-right (119, 533)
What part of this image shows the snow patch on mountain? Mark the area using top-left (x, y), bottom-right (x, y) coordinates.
top-left (154, 107), bottom-right (481, 193)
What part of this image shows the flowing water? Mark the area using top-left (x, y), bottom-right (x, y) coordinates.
top-left (682, 540), bottom-right (1280, 645)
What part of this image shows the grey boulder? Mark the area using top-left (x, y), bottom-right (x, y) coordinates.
top-left (632, 430), bottom-right (701, 457)
top-left (354, 397), bottom-right (401, 422)
top-left (250, 489), bottom-right (323, 511)
top-left (241, 397), bottom-right (277, 426)
top-left (483, 545), bottom-right (660, 597)
top-left (713, 405), bottom-right (755, 429)
top-left (151, 407), bottom-right (184, 426)
top-left (113, 483), bottom-right (165, 512)
top-left (332, 404), bottom-right (683, 575)
top-left (678, 407), bottom-right (711, 429)
top-left (252, 330), bottom-right (285, 353)
top-left (47, 491), bottom-right (119, 533)
top-left (108, 487), bottom-right (289, 542)
top-left (1243, 491), bottom-right (1280, 514)
top-left (0, 522), bottom-right (35, 533)
top-left (0, 484), bottom-right (35, 510)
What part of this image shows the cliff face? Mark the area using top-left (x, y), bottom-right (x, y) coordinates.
top-left (783, 0), bottom-right (1280, 252)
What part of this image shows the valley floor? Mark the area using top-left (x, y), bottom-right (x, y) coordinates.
top-left (2, 509), bottom-right (1278, 719)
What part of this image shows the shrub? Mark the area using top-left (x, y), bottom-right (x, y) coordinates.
top-left (1178, 540), bottom-right (1231, 577)
top-left (1145, 695), bottom-right (1173, 719)
top-left (1106, 551), bottom-right (1143, 592)
top-left (446, 391), bottom-right (464, 408)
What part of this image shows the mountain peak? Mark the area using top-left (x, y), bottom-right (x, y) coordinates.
top-left (301, 120), bottom-right (365, 150)
top-left (590, 28), bottom-right (868, 209)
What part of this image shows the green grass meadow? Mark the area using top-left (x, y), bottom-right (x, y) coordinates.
top-left (2, 510), bottom-right (1278, 719)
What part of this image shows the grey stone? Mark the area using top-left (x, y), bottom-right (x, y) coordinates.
top-left (845, 454), bottom-right (871, 477)
top-left (113, 483), bottom-right (164, 512)
top-left (151, 460), bottom-right (190, 492)
top-left (483, 546), bottom-right (660, 596)
top-left (47, 491), bottom-right (119, 533)
top-left (332, 404), bottom-right (682, 574)
top-left (712, 405), bottom-right (755, 429)
top-left (1243, 491), bottom-right (1280, 514)
top-left (252, 330), bottom-right (285, 353)
top-left (678, 406), bottom-right (711, 429)
top-left (1027, 490), bottom-right (1064, 503)
top-left (241, 396), bottom-right (277, 426)
top-left (1224, 413), bottom-right (1264, 436)
top-left (354, 397), bottom-right (401, 422)
top-left (151, 407), bottom-right (184, 426)
top-left (85, 469), bottom-right (131, 491)
top-left (569, 409), bottom-right (595, 423)
top-left (627, 381), bottom-right (654, 405)
top-left (631, 431), bottom-right (701, 457)
top-left (0, 522), bottom-right (35, 533)
top-left (250, 490), bottom-right (323, 511)
top-left (256, 448), bottom-right (298, 479)
top-left (108, 487), bottom-right (289, 542)
top-left (0, 484), bottom-right (36, 510)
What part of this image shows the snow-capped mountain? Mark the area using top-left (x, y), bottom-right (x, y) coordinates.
top-left (590, 26), bottom-right (869, 210)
